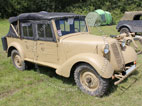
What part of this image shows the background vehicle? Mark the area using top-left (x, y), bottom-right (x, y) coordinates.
top-left (1, 11), bottom-right (137, 97)
top-left (116, 11), bottom-right (142, 34)
top-left (116, 11), bottom-right (142, 54)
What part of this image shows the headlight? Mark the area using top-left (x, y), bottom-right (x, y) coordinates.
top-left (104, 44), bottom-right (109, 54)
top-left (121, 40), bottom-right (126, 48)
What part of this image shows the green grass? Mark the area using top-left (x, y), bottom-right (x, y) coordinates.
top-left (90, 25), bottom-right (119, 35)
top-left (0, 20), bottom-right (142, 106)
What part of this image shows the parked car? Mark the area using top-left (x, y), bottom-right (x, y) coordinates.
top-left (116, 11), bottom-right (142, 34)
top-left (1, 11), bottom-right (137, 97)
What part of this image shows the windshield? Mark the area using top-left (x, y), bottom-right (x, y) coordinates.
top-left (55, 17), bottom-right (88, 36)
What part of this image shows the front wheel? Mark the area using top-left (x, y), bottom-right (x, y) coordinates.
top-left (11, 50), bottom-right (26, 70)
top-left (74, 63), bottom-right (109, 97)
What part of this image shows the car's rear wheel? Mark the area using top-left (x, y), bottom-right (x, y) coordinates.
top-left (11, 50), bottom-right (26, 70)
top-left (74, 63), bottom-right (109, 97)
top-left (120, 27), bottom-right (130, 34)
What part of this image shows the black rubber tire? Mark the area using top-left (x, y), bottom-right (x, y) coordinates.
top-left (11, 50), bottom-right (26, 71)
top-left (74, 63), bottom-right (109, 97)
top-left (120, 27), bottom-right (130, 34)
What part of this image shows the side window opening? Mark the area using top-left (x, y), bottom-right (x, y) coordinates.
top-left (7, 21), bottom-right (19, 37)
top-left (21, 23), bottom-right (33, 38)
top-left (45, 24), bottom-right (53, 38)
top-left (38, 24), bottom-right (45, 38)
top-left (74, 20), bottom-right (80, 32)
top-left (28, 25), bottom-right (33, 37)
top-left (37, 23), bottom-right (53, 41)
top-left (23, 26), bottom-right (28, 37)
top-left (140, 15), bottom-right (142, 20)
top-left (13, 23), bottom-right (18, 32)
top-left (133, 14), bottom-right (142, 20)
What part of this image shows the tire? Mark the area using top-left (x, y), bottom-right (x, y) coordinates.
top-left (74, 63), bottom-right (109, 97)
top-left (120, 27), bottom-right (130, 34)
top-left (11, 50), bottom-right (26, 70)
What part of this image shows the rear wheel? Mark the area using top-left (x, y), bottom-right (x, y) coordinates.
top-left (74, 63), bottom-right (109, 97)
top-left (120, 27), bottom-right (130, 34)
top-left (11, 50), bottom-right (26, 70)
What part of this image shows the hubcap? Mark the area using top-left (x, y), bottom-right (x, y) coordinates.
top-left (14, 54), bottom-right (22, 68)
top-left (80, 70), bottom-right (99, 91)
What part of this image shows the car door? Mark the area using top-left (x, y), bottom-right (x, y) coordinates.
top-left (132, 15), bottom-right (142, 32)
top-left (36, 21), bottom-right (58, 64)
top-left (20, 21), bottom-right (36, 61)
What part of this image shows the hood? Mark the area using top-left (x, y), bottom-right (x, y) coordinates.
top-left (60, 32), bottom-right (118, 59)
top-left (60, 32), bottom-right (116, 45)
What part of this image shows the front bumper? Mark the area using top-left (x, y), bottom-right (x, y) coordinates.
top-left (114, 64), bottom-right (137, 85)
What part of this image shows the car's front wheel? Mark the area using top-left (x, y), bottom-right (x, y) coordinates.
top-left (11, 50), bottom-right (26, 70)
top-left (74, 63), bottom-right (109, 97)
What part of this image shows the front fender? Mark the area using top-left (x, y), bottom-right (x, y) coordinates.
top-left (122, 46), bottom-right (137, 64)
top-left (56, 53), bottom-right (114, 78)
top-left (8, 42), bottom-right (24, 60)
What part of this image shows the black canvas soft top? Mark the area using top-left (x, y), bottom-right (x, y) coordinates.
top-left (9, 11), bottom-right (85, 23)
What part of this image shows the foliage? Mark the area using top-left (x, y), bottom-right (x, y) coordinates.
top-left (0, 0), bottom-right (142, 22)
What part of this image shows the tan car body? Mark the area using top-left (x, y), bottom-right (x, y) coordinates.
top-left (6, 19), bottom-right (137, 79)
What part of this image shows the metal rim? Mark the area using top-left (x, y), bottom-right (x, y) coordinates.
top-left (13, 53), bottom-right (22, 68)
top-left (80, 69), bottom-right (99, 91)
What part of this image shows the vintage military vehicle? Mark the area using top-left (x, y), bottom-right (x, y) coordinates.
top-left (116, 11), bottom-right (142, 34)
top-left (1, 11), bottom-right (137, 97)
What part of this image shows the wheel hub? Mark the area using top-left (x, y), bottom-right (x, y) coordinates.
top-left (80, 70), bottom-right (99, 91)
top-left (14, 55), bottom-right (22, 68)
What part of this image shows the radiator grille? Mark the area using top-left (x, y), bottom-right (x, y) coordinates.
top-left (111, 43), bottom-right (123, 68)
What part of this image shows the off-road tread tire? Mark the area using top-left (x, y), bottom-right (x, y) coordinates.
top-left (11, 50), bottom-right (26, 71)
top-left (74, 63), bottom-right (109, 97)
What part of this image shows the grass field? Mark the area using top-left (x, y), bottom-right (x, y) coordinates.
top-left (0, 20), bottom-right (142, 106)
